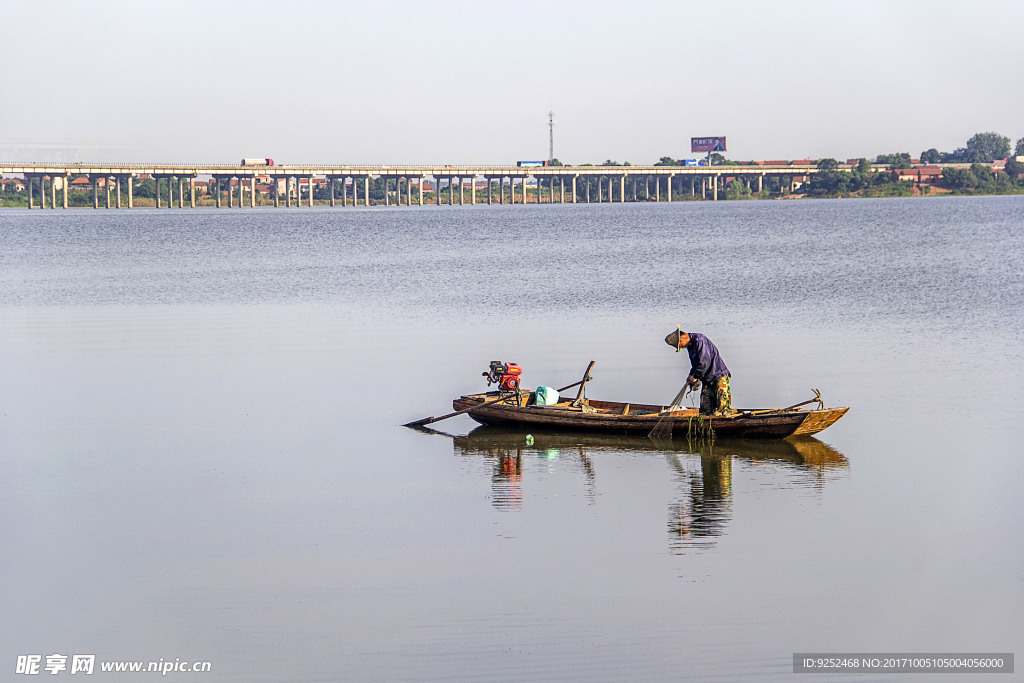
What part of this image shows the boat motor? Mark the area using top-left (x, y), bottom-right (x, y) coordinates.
top-left (483, 361), bottom-right (522, 393)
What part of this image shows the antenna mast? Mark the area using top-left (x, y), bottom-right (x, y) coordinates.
top-left (547, 110), bottom-right (555, 162)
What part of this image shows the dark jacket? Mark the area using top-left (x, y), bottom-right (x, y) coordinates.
top-left (686, 333), bottom-right (730, 383)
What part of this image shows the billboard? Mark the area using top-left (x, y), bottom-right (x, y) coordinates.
top-left (691, 136), bottom-right (727, 153)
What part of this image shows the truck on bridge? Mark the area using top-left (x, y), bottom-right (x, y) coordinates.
top-left (240, 158), bottom-right (275, 166)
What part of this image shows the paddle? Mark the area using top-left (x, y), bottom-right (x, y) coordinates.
top-left (403, 365), bottom-right (595, 428)
top-left (739, 389), bottom-right (823, 417)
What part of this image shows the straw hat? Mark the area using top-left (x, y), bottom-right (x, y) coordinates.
top-left (664, 325), bottom-right (685, 352)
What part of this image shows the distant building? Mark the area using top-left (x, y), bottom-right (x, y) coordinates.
top-left (892, 165), bottom-right (943, 184)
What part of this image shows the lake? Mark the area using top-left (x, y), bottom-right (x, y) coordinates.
top-left (1, 197), bottom-right (1021, 681)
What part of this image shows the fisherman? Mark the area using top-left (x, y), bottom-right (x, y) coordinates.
top-left (664, 326), bottom-right (733, 416)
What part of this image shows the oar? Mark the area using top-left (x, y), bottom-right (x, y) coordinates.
top-left (403, 371), bottom-right (595, 428)
top-left (739, 389), bottom-right (823, 417)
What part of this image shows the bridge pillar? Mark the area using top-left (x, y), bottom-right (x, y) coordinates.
top-left (758, 173), bottom-right (764, 193)
top-left (620, 175), bottom-right (626, 202)
top-left (330, 177), bottom-right (336, 207)
top-left (417, 177), bottom-right (423, 206)
top-left (667, 173), bottom-right (674, 202)
top-left (48, 175), bottom-right (55, 209)
top-left (363, 176), bottom-right (370, 207)
top-left (94, 176), bottom-right (101, 209)
top-left (62, 174), bottom-right (69, 209)
top-left (471, 176), bottom-right (476, 205)
top-left (26, 175), bottom-right (34, 209)
top-left (127, 175), bottom-right (134, 208)
top-left (170, 175), bottom-right (176, 208)
top-left (115, 176), bottom-right (122, 209)
top-left (714, 174), bottom-right (719, 201)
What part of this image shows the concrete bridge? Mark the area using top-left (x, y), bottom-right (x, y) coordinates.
top-left (1, 162), bottom-right (820, 209)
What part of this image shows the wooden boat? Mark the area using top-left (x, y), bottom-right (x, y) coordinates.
top-left (451, 390), bottom-right (849, 439)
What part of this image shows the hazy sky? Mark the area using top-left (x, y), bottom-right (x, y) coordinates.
top-left (3, 0), bottom-right (1022, 165)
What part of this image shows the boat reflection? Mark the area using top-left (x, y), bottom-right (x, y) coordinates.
top-left (450, 427), bottom-right (849, 552)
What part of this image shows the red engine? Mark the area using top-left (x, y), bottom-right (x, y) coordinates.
top-left (483, 360), bottom-right (522, 392)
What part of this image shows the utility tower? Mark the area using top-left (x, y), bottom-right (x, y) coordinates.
top-left (547, 110), bottom-right (555, 162)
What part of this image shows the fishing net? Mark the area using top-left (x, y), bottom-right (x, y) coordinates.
top-left (649, 382), bottom-right (699, 440)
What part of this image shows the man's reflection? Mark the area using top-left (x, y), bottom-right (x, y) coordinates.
top-left (667, 452), bottom-right (732, 551)
top-left (450, 428), bottom-right (848, 550)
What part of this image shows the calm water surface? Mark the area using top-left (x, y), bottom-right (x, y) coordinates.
top-left (2, 197), bottom-right (1022, 681)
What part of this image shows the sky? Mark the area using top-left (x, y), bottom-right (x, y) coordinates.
top-left (2, 0), bottom-right (1022, 165)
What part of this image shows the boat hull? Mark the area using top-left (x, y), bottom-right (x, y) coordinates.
top-left (452, 392), bottom-right (848, 439)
